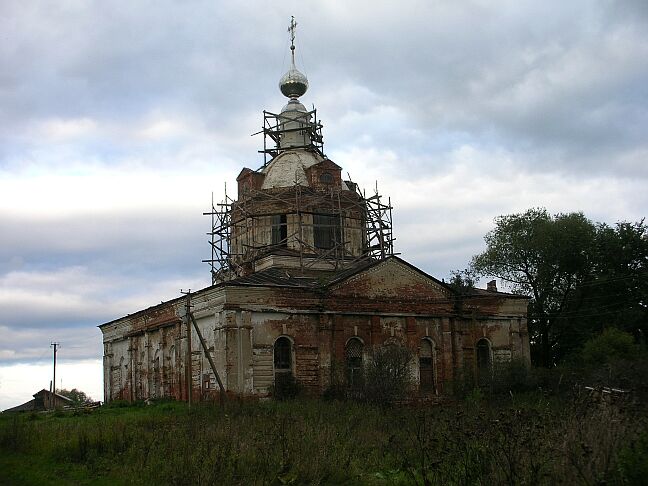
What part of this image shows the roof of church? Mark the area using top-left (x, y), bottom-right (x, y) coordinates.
top-left (226, 267), bottom-right (320, 288)
top-left (99, 256), bottom-right (525, 329)
top-left (465, 287), bottom-right (529, 299)
top-left (227, 257), bottom-right (383, 289)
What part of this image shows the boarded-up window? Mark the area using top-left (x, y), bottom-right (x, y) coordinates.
top-left (313, 213), bottom-right (341, 250)
top-left (476, 339), bottom-right (492, 382)
top-left (345, 338), bottom-right (364, 388)
top-left (153, 352), bottom-right (160, 398)
top-left (271, 214), bottom-right (287, 247)
top-left (252, 347), bottom-right (274, 392)
top-left (168, 345), bottom-right (176, 397)
top-left (419, 339), bottom-right (435, 393)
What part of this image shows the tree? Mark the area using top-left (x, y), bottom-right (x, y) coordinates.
top-left (58, 388), bottom-right (93, 406)
top-left (553, 220), bottom-right (648, 361)
top-left (581, 328), bottom-right (639, 366)
top-left (448, 268), bottom-right (478, 294)
top-left (472, 210), bottom-right (648, 367)
top-left (471, 208), bottom-right (597, 367)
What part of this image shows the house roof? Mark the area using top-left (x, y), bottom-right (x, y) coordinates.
top-left (3, 399), bottom-right (38, 413)
top-left (3, 389), bottom-right (73, 413)
top-left (33, 389), bottom-right (74, 402)
top-left (465, 287), bottom-right (530, 299)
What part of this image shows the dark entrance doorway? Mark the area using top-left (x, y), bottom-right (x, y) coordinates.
top-left (274, 336), bottom-right (293, 392)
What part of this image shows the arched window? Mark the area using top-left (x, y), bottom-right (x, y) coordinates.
top-left (419, 339), bottom-right (436, 393)
top-left (153, 350), bottom-right (160, 398)
top-left (274, 337), bottom-right (293, 394)
top-left (274, 337), bottom-right (292, 371)
top-left (116, 356), bottom-right (125, 400)
top-left (169, 345), bottom-right (177, 399)
top-left (319, 172), bottom-right (334, 184)
top-left (169, 345), bottom-right (175, 369)
top-left (345, 338), bottom-right (364, 388)
top-left (476, 338), bottom-right (492, 381)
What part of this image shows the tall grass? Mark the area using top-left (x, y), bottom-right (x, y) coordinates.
top-left (1, 391), bottom-right (646, 485)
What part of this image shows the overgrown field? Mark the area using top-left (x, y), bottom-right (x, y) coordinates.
top-left (1, 390), bottom-right (647, 486)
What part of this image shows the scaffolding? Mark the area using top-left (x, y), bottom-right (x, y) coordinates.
top-left (203, 180), bottom-right (395, 284)
top-left (254, 108), bottom-right (325, 167)
top-left (203, 107), bottom-right (395, 284)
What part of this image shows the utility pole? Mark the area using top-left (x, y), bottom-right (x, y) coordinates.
top-left (181, 290), bottom-right (192, 407)
top-left (181, 289), bottom-right (227, 407)
top-left (50, 342), bottom-right (59, 409)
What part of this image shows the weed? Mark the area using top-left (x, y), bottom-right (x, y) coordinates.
top-left (0, 390), bottom-right (646, 485)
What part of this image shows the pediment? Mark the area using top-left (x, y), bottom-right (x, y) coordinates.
top-left (236, 167), bottom-right (254, 180)
top-left (312, 158), bottom-right (341, 170)
top-left (328, 257), bottom-right (453, 300)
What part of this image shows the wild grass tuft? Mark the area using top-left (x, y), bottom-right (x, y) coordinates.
top-left (1, 390), bottom-right (646, 485)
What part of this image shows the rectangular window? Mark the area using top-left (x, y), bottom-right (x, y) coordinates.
top-left (313, 213), bottom-right (341, 250)
top-left (271, 214), bottom-right (287, 247)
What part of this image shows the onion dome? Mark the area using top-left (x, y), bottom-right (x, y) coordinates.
top-left (279, 16), bottom-right (308, 99)
top-left (279, 67), bottom-right (308, 99)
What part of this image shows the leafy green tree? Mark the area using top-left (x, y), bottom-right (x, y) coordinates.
top-left (563, 220), bottom-right (648, 349)
top-left (448, 268), bottom-right (478, 294)
top-left (580, 328), bottom-right (639, 365)
top-left (58, 388), bottom-right (93, 405)
top-left (471, 208), bottom-right (597, 367)
top-left (472, 209), bottom-right (648, 367)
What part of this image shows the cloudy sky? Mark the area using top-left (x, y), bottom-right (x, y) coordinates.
top-left (1, 0), bottom-right (647, 409)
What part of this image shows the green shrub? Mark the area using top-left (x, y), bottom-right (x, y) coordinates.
top-left (618, 430), bottom-right (648, 484)
top-left (323, 346), bottom-right (415, 404)
top-left (363, 344), bottom-right (414, 404)
top-left (581, 327), bottom-right (639, 365)
top-left (321, 360), bottom-right (350, 400)
top-left (271, 373), bottom-right (301, 400)
top-left (104, 399), bottom-right (131, 408)
top-left (490, 358), bottom-right (537, 394)
top-left (464, 387), bottom-right (484, 409)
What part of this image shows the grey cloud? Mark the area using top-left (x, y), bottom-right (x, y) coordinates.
top-left (0, 325), bottom-right (102, 363)
top-left (0, 211), bottom-right (211, 284)
top-left (0, 0), bottom-right (646, 376)
top-left (3, 1), bottom-right (647, 178)
top-left (303, 2), bottom-right (648, 176)
top-left (0, 261), bottom-right (206, 332)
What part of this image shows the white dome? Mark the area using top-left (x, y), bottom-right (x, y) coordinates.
top-left (261, 150), bottom-right (351, 191)
top-left (261, 150), bottom-right (323, 189)
top-left (281, 99), bottom-right (307, 113)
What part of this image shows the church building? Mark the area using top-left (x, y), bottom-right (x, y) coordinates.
top-left (99, 21), bottom-right (530, 403)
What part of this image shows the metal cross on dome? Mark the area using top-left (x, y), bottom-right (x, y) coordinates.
top-left (288, 16), bottom-right (297, 51)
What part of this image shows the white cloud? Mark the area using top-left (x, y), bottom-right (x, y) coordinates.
top-left (0, 167), bottom-right (233, 216)
top-left (331, 143), bottom-right (648, 277)
top-left (39, 117), bottom-right (98, 140)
